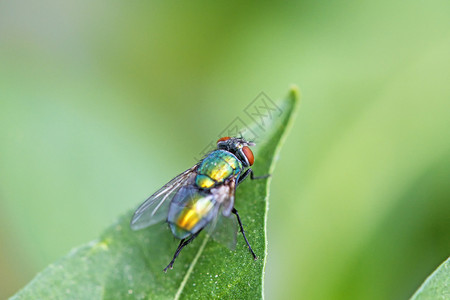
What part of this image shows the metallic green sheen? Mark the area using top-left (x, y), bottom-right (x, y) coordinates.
top-left (169, 223), bottom-right (191, 239)
top-left (195, 150), bottom-right (243, 189)
top-left (196, 174), bottom-right (215, 189)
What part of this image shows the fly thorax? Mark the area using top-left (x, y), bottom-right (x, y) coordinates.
top-left (195, 150), bottom-right (242, 189)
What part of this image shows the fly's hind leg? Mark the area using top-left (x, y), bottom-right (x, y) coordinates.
top-left (164, 229), bottom-right (203, 272)
top-left (232, 208), bottom-right (257, 260)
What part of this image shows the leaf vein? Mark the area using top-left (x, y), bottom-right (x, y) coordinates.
top-left (174, 235), bottom-right (210, 300)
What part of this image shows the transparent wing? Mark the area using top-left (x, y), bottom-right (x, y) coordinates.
top-left (206, 178), bottom-right (238, 250)
top-left (208, 212), bottom-right (238, 251)
top-left (130, 164), bottom-right (198, 230)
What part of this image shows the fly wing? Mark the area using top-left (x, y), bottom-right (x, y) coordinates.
top-left (130, 164), bottom-right (198, 230)
top-left (207, 212), bottom-right (238, 251)
top-left (206, 178), bottom-right (238, 250)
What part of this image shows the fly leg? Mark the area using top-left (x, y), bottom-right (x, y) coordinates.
top-left (164, 239), bottom-right (186, 273)
top-left (232, 208), bottom-right (257, 260)
top-left (164, 229), bottom-right (203, 272)
top-left (237, 168), bottom-right (270, 186)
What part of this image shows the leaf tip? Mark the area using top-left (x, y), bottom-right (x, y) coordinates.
top-left (288, 84), bottom-right (301, 103)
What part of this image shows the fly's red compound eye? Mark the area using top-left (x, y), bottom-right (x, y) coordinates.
top-left (242, 146), bottom-right (254, 166)
top-left (217, 137), bottom-right (231, 144)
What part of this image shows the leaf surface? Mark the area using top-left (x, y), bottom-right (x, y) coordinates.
top-left (410, 257), bottom-right (450, 300)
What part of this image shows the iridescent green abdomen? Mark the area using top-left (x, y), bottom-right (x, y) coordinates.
top-left (167, 186), bottom-right (217, 239)
top-left (195, 150), bottom-right (243, 189)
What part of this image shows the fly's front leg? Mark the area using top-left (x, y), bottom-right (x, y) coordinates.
top-left (237, 168), bottom-right (270, 186)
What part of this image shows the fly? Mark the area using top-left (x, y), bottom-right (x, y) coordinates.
top-left (130, 136), bottom-right (267, 272)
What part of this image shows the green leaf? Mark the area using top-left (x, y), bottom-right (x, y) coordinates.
top-left (11, 87), bottom-right (299, 300)
top-left (410, 257), bottom-right (450, 300)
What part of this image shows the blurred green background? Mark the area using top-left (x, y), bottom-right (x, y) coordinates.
top-left (1, 1), bottom-right (449, 299)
